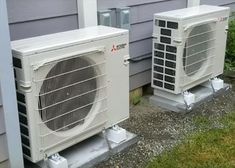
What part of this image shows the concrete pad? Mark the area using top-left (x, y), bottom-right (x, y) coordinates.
top-left (25, 130), bottom-right (138, 168)
top-left (150, 83), bottom-right (232, 112)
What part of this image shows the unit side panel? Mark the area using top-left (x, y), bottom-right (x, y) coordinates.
top-left (104, 35), bottom-right (130, 127)
top-left (12, 53), bottom-right (38, 162)
top-left (152, 17), bottom-right (183, 94)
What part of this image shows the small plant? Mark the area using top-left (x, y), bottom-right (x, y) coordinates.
top-left (130, 88), bottom-right (142, 105)
top-left (225, 18), bottom-right (235, 71)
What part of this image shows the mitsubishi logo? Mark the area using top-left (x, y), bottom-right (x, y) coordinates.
top-left (111, 43), bottom-right (127, 52)
top-left (111, 45), bottom-right (117, 52)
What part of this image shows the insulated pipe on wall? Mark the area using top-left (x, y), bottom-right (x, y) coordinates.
top-left (187, 0), bottom-right (200, 7)
top-left (77, 0), bottom-right (98, 28)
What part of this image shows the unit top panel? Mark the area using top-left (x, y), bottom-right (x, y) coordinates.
top-left (155, 5), bottom-right (229, 20)
top-left (12, 26), bottom-right (128, 56)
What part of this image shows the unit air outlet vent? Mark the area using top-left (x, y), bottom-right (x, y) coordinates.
top-left (39, 57), bottom-right (98, 132)
top-left (183, 23), bottom-right (215, 77)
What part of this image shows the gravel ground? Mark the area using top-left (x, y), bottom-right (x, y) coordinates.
top-left (96, 78), bottom-right (235, 168)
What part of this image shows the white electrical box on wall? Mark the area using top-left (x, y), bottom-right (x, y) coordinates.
top-left (98, 10), bottom-right (112, 27)
top-left (116, 7), bottom-right (131, 30)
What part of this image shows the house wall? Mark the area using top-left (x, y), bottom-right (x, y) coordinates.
top-left (7, 0), bottom-right (79, 40)
top-left (97, 0), bottom-right (188, 90)
top-left (5, 0), bottom-right (235, 90)
top-left (6, 0), bottom-right (188, 91)
top-left (201, 0), bottom-right (235, 11)
top-left (0, 87), bottom-right (9, 167)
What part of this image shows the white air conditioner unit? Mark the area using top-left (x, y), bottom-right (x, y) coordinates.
top-left (152, 5), bottom-right (230, 95)
top-left (11, 26), bottom-right (130, 163)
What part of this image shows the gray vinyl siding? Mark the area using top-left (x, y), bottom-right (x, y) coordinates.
top-left (9, 15), bottom-right (78, 41)
top-left (7, 0), bottom-right (79, 40)
top-left (0, 88), bottom-right (8, 166)
top-left (201, 0), bottom-right (235, 11)
top-left (7, 0), bottom-right (77, 23)
top-left (98, 0), bottom-right (187, 90)
top-left (6, 0), bottom-right (187, 91)
top-left (0, 134), bottom-right (8, 163)
top-left (0, 160), bottom-right (9, 168)
top-left (5, 0), bottom-right (234, 90)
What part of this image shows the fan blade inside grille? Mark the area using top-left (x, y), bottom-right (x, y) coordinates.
top-left (39, 57), bottom-right (98, 132)
top-left (183, 24), bottom-right (215, 76)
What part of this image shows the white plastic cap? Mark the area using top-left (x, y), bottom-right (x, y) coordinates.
top-left (212, 78), bottom-right (224, 91)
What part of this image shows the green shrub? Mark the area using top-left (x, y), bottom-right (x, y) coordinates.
top-left (225, 19), bottom-right (235, 70)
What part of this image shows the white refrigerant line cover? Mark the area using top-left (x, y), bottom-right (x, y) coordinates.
top-left (77, 0), bottom-right (98, 28)
top-left (187, 0), bottom-right (200, 7)
top-left (11, 26), bottom-right (130, 163)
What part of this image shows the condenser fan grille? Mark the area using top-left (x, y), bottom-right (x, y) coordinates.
top-left (183, 23), bottom-right (215, 76)
top-left (39, 56), bottom-right (98, 132)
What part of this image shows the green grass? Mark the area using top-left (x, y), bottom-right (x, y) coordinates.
top-left (147, 112), bottom-right (235, 168)
top-left (194, 116), bottom-right (212, 128)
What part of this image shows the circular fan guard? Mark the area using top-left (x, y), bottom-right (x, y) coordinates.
top-left (39, 57), bottom-right (97, 132)
top-left (183, 24), bottom-right (213, 76)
